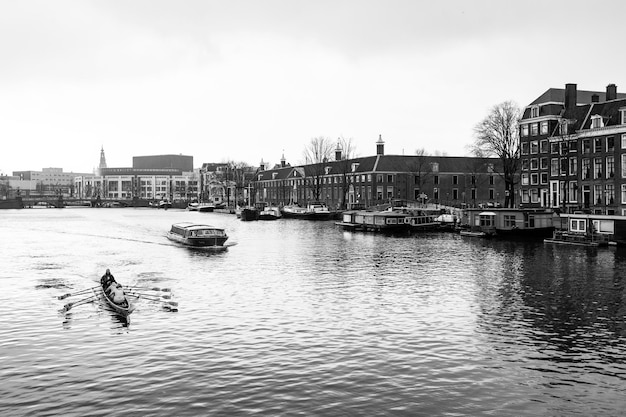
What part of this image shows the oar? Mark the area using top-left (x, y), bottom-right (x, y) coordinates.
top-left (61, 294), bottom-right (98, 312)
top-left (124, 286), bottom-right (171, 292)
top-left (127, 292), bottom-right (179, 307)
top-left (58, 286), bottom-right (100, 300)
top-left (128, 291), bottom-right (172, 300)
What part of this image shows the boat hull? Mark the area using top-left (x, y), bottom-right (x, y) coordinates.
top-left (101, 283), bottom-right (133, 317)
top-left (167, 232), bottom-right (228, 247)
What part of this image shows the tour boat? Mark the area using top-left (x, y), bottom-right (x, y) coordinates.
top-left (167, 222), bottom-right (229, 247)
top-left (101, 280), bottom-right (134, 317)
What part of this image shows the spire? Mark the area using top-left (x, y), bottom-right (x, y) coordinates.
top-left (99, 146), bottom-right (108, 169)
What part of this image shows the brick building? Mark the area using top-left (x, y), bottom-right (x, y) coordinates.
top-left (519, 83), bottom-right (626, 215)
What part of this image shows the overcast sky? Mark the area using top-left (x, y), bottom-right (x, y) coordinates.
top-left (1, 0), bottom-right (625, 174)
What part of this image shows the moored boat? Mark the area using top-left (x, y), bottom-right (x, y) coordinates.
top-left (282, 202), bottom-right (334, 220)
top-left (258, 206), bottom-right (282, 220)
top-left (240, 207), bottom-right (259, 221)
top-left (336, 209), bottom-right (410, 233)
top-left (187, 202), bottom-right (215, 212)
top-left (167, 222), bottom-right (229, 247)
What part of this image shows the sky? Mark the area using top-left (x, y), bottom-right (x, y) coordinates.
top-left (2, 0), bottom-right (625, 175)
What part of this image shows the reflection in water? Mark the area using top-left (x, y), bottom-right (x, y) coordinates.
top-left (2, 209), bottom-right (626, 416)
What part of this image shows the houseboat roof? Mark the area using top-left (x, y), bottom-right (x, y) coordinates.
top-left (172, 222), bottom-right (223, 231)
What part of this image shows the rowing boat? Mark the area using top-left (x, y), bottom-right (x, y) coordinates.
top-left (101, 280), bottom-right (134, 317)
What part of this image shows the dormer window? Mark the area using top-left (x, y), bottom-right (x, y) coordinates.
top-left (431, 162), bottom-right (439, 173)
top-left (591, 115), bottom-right (604, 129)
top-left (272, 172), bottom-right (278, 180)
top-left (531, 106), bottom-right (539, 118)
top-left (560, 121), bottom-right (568, 135)
top-left (325, 166), bottom-right (331, 175)
top-left (351, 163), bottom-right (359, 172)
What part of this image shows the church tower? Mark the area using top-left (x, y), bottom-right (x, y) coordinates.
top-left (99, 146), bottom-right (108, 169)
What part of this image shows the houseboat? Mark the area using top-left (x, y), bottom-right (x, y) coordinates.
top-left (240, 206), bottom-right (259, 221)
top-left (282, 202), bottom-right (334, 220)
top-left (336, 209), bottom-right (411, 233)
top-left (544, 213), bottom-right (620, 247)
top-left (462, 208), bottom-right (555, 238)
top-left (167, 222), bottom-right (229, 247)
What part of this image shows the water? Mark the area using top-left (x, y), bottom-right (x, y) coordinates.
top-left (1, 208), bottom-right (626, 416)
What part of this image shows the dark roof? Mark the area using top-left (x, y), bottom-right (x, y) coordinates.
top-left (580, 98), bottom-right (626, 129)
top-left (528, 88), bottom-right (626, 106)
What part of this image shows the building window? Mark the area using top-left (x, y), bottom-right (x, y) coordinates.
top-left (531, 106), bottom-right (539, 118)
top-left (471, 188), bottom-right (476, 200)
top-left (582, 158), bottom-right (591, 180)
top-left (531, 141), bottom-right (539, 154)
top-left (489, 189), bottom-right (494, 199)
top-left (551, 158), bottom-right (559, 176)
top-left (387, 174), bottom-right (394, 183)
top-left (522, 159), bottom-right (529, 171)
top-left (606, 184), bottom-right (615, 205)
top-left (540, 140), bottom-right (548, 153)
top-left (431, 163), bottom-right (439, 173)
top-left (531, 123), bottom-right (538, 136)
top-left (595, 184), bottom-right (602, 204)
top-left (530, 173), bottom-right (538, 185)
top-left (376, 174), bottom-right (383, 183)
top-left (434, 188), bottom-right (439, 200)
top-left (521, 173), bottom-right (529, 185)
top-left (452, 175), bottom-right (458, 185)
top-left (489, 176), bottom-right (494, 185)
top-left (571, 219), bottom-right (586, 232)
top-left (594, 138), bottom-right (602, 153)
top-left (453, 189), bottom-right (458, 199)
top-left (530, 158), bottom-right (538, 170)
top-left (569, 140), bottom-right (577, 152)
top-left (504, 215), bottom-right (516, 228)
top-left (471, 175), bottom-right (476, 185)
top-left (607, 136), bottom-right (615, 152)
top-left (521, 189), bottom-right (529, 203)
top-left (540, 173), bottom-right (548, 184)
top-left (569, 158), bottom-right (577, 175)
top-left (540, 157), bottom-right (548, 169)
top-left (522, 125), bottom-right (529, 137)
top-left (521, 142), bottom-right (529, 154)
top-left (568, 182), bottom-right (577, 203)
top-left (583, 140), bottom-right (591, 154)
top-left (540, 121), bottom-right (548, 135)
top-left (594, 157), bottom-right (603, 179)
top-left (621, 184), bottom-right (626, 204)
top-left (434, 175), bottom-right (439, 185)
top-left (591, 115), bottom-right (603, 129)
top-left (386, 186), bottom-right (394, 199)
top-left (606, 156), bottom-right (615, 178)
top-left (621, 109), bottom-right (626, 124)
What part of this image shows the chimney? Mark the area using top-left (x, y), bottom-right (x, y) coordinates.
top-left (564, 83), bottom-right (577, 111)
top-left (591, 94), bottom-right (599, 103)
top-left (335, 140), bottom-right (342, 161)
top-left (606, 84), bottom-right (617, 101)
top-left (376, 134), bottom-right (385, 156)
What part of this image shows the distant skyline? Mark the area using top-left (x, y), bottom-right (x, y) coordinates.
top-left (2, 0), bottom-right (625, 175)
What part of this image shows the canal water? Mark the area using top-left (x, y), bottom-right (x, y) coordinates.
top-left (1, 208), bottom-right (625, 416)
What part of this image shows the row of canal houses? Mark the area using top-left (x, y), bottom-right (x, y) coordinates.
top-left (253, 83), bottom-right (626, 246)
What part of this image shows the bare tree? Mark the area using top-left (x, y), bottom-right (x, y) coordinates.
top-left (402, 148), bottom-right (433, 204)
top-left (302, 136), bottom-right (334, 202)
top-left (471, 101), bottom-right (521, 208)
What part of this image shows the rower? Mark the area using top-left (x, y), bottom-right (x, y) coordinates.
top-left (101, 269), bottom-right (116, 290)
